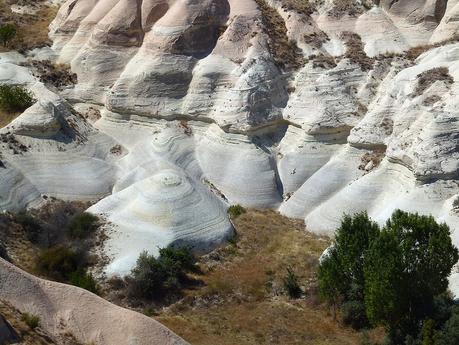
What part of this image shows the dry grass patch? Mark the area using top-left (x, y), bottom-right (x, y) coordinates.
top-left (279, 0), bottom-right (314, 16)
top-left (341, 31), bottom-right (374, 71)
top-left (0, 108), bottom-right (20, 128)
top-left (155, 209), bottom-right (385, 345)
top-left (414, 67), bottom-right (453, 97)
top-left (328, 0), bottom-right (371, 18)
top-left (0, 1), bottom-right (58, 52)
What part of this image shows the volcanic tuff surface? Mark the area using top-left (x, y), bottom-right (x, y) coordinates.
top-left (0, 258), bottom-right (189, 345)
top-left (2, 0), bottom-right (459, 285)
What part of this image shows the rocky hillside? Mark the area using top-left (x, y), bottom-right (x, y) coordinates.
top-left (1, 0), bottom-right (459, 284)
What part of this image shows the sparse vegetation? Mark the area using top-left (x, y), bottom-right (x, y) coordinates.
top-left (328, 0), bottom-right (366, 18)
top-left (0, 23), bottom-right (16, 47)
top-left (14, 211), bottom-right (42, 242)
top-left (0, 200), bottom-right (104, 294)
top-left (254, 0), bottom-right (305, 70)
top-left (279, 0), bottom-right (314, 16)
top-left (69, 269), bottom-right (100, 294)
top-left (26, 60), bottom-right (78, 89)
top-left (0, 84), bottom-right (35, 113)
top-left (37, 245), bottom-right (80, 281)
top-left (227, 204), bottom-right (246, 219)
top-left (341, 31), bottom-right (374, 71)
top-left (21, 312), bottom-right (40, 330)
top-left (413, 67), bottom-right (453, 97)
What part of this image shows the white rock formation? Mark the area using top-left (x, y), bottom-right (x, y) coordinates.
top-left (2, 1), bottom-right (459, 301)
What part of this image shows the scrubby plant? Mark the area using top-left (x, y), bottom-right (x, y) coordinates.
top-left (282, 266), bottom-right (302, 299)
top-left (37, 245), bottom-right (79, 281)
top-left (14, 212), bottom-right (42, 242)
top-left (69, 269), bottom-right (99, 294)
top-left (68, 212), bottom-right (99, 239)
top-left (21, 313), bottom-right (40, 330)
top-left (228, 205), bottom-right (246, 219)
top-left (0, 24), bottom-right (16, 47)
top-left (127, 246), bottom-right (197, 300)
top-left (0, 84), bottom-right (35, 113)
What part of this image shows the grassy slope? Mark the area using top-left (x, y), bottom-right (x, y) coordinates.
top-left (156, 209), bottom-right (384, 345)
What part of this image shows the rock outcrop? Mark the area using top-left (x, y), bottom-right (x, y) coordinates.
top-left (2, 0), bottom-right (459, 290)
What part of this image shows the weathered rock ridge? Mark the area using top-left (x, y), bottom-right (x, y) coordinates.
top-left (2, 0), bottom-right (459, 287)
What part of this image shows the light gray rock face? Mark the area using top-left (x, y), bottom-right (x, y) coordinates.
top-left (2, 1), bottom-right (459, 297)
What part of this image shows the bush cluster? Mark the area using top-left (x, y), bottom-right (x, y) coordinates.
top-left (0, 84), bottom-right (35, 113)
top-left (126, 246), bottom-right (197, 301)
top-left (37, 245), bottom-right (80, 281)
top-left (318, 210), bottom-right (459, 344)
top-left (68, 212), bottom-right (99, 239)
top-left (69, 269), bottom-right (99, 294)
top-left (228, 205), bottom-right (246, 219)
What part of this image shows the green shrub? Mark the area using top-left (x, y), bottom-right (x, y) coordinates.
top-left (68, 212), bottom-right (99, 239)
top-left (0, 84), bottom-right (35, 113)
top-left (127, 246), bottom-right (197, 300)
top-left (228, 205), bottom-right (246, 219)
top-left (69, 269), bottom-right (99, 294)
top-left (318, 212), bottom-right (379, 310)
top-left (0, 24), bottom-right (16, 47)
top-left (158, 246), bottom-right (197, 272)
top-left (21, 313), bottom-right (40, 329)
top-left (37, 245), bottom-right (79, 281)
top-left (282, 266), bottom-right (302, 299)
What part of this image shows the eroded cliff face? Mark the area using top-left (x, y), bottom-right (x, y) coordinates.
top-left (2, 0), bottom-right (459, 278)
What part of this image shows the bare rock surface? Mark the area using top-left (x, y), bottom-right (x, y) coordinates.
top-left (0, 258), bottom-right (189, 345)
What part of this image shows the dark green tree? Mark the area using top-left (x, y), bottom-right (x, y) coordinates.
top-left (364, 210), bottom-right (459, 342)
top-left (318, 212), bottom-right (379, 304)
top-left (434, 306), bottom-right (459, 345)
top-left (318, 247), bottom-right (343, 318)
